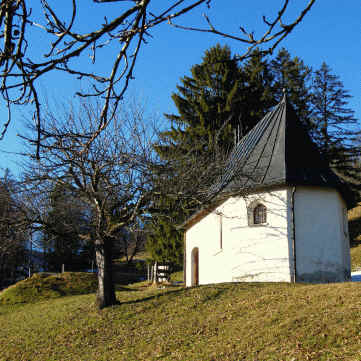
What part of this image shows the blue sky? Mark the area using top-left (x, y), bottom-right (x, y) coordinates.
top-left (0, 0), bottom-right (360, 175)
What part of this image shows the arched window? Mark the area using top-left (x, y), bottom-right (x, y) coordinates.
top-left (253, 204), bottom-right (267, 225)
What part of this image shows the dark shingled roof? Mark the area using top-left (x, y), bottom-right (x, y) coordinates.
top-left (180, 94), bottom-right (355, 230)
top-left (209, 93), bottom-right (355, 207)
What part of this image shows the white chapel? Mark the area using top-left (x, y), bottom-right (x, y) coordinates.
top-left (182, 94), bottom-right (353, 287)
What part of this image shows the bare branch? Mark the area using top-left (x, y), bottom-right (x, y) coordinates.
top-left (0, 0), bottom-right (316, 158)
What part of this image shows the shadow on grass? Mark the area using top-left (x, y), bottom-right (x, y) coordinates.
top-left (116, 287), bottom-right (186, 306)
top-left (351, 239), bottom-right (361, 248)
top-left (349, 218), bottom-right (361, 245)
top-left (114, 285), bottom-right (139, 292)
top-left (115, 282), bottom-right (281, 307)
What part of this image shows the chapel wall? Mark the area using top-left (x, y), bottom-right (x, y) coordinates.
top-left (293, 186), bottom-right (351, 282)
top-left (185, 189), bottom-right (292, 286)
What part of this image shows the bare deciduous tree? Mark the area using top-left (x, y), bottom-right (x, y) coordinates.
top-left (0, 0), bottom-right (316, 156)
top-left (21, 99), bottom-right (157, 308)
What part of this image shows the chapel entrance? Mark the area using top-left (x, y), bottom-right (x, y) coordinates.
top-left (191, 247), bottom-right (199, 286)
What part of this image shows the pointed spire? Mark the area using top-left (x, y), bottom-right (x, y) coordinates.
top-left (210, 95), bottom-right (350, 204)
top-left (281, 88), bottom-right (287, 102)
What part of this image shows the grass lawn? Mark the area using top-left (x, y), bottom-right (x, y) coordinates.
top-left (0, 279), bottom-right (360, 360)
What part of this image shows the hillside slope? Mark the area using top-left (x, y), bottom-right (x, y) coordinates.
top-left (0, 272), bottom-right (98, 305)
top-left (0, 281), bottom-right (360, 360)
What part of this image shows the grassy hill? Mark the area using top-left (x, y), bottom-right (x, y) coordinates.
top-left (0, 280), bottom-right (360, 360)
top-left (0, 272), bottom-right (98, 305)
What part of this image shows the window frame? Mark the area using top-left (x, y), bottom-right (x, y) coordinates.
top-left (247, 200), bottom-right (268, 227)
top-left (253, 203), bottom-right (267, 225)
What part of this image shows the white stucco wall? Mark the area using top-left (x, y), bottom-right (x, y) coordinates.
top-left (185, 186), bottom-right (351, 286)
top-left (185, 189), bottom-right (292, 286)
top-left (292, 187), bottom-right (351, 282)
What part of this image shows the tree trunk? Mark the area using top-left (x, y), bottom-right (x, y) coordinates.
top-left (95, 239), bottom-right (118, 309)
top-left (152, 261), bottom-right (158, 285)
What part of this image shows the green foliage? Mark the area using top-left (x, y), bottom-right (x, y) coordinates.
top-left (241, 49), bottom-right (275, 123)
top-left (159, 44), bottom-right (243, 159)
top-left (1, 281), bottom-right (361, 360)
top-left (310, 62), bottom-right (361, 195)
top-left (0, 272), bottom-right (97, 305)
top-left (150, 46), bottom-right (359, 268)
top-left (270, 48), bottom-right (312, 126)
top-left (157, 44), bottom-right (276, 160)
top-left (146, 196), bottom-right (184, 267)
top-left (150, 46), bottom-right (320, 266)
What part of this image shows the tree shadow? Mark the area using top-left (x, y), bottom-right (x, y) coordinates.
top-left (116, 287), bottom-right (186, 306)
top-left (114, 285), bottom-right (139, 292)
top-left (350, 240), bottom-right (361, 248)
top-left (349, 218), bottom-right (361, 247)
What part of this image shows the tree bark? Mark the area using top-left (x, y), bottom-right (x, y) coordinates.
top-left (152, 261), bottom-right (158, 285)
top-left (95, 239), bottom-right (118, 309)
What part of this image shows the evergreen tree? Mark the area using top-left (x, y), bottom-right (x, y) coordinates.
top-left (150, 46), bottom-right (360, 265)
top-left (151, 46), bottom-right (313, 265)
top-left (150, 47), bottom-right (273, 266)
top-left (241, 50), bottom-right (275, 125)
top-left (270, 48), bottom-right (312, 126)
top-left (146, 195), bottom-right (183, 267)
top-left (149, 45), bottom-right (244, 265)
top-left (310, 62), bottom-right (361, 192)
top-left (157, 44), bottom-right (245, 160)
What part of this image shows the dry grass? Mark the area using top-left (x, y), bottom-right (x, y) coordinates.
top-left (0, 272), bottom-right (98, 305)
top-left (0, 280), bottom-right (360, 361)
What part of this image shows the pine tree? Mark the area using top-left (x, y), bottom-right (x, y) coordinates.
top-left (149, 45), bottom-right (245, 266)
top-left (241, 50), bottom-right (275, 128)
top-left (157, 44), bottom-right (245, 161)
top-left (150, 46), bottom-right (312, 266)
top-left (310, 62), bottom-right (361, 192)
top-left (146, 195), bottom-right (183, 267)
top-left (270, 48), bottom-right (312, 126)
